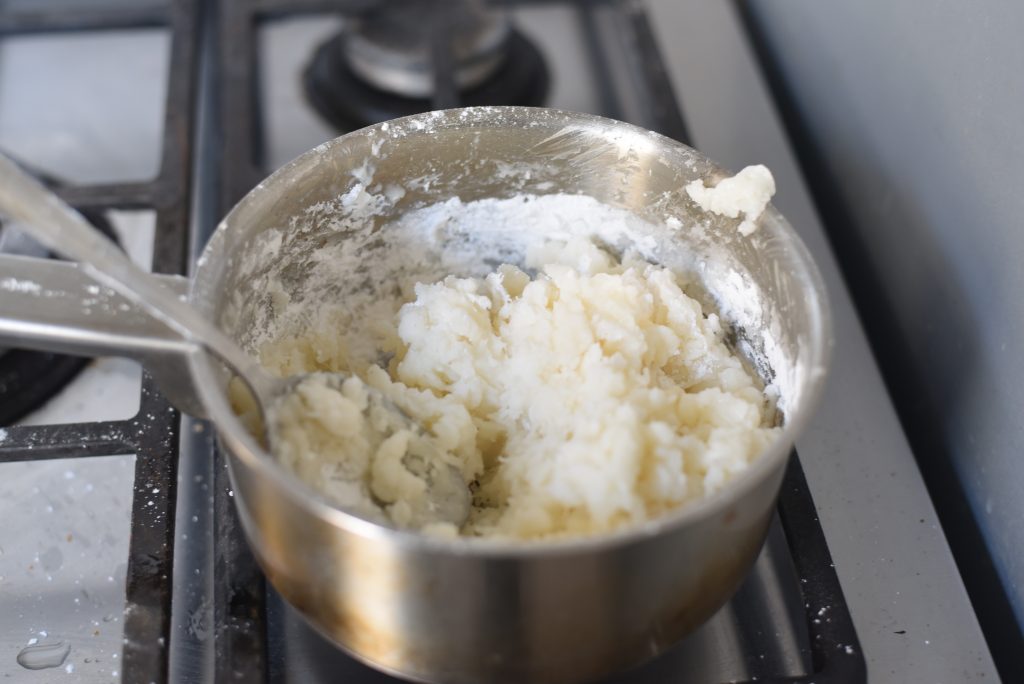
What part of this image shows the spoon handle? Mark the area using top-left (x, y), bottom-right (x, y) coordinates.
top-left (0, 152), bottom-right (266, 392)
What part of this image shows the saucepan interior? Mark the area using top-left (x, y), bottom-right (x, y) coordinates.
top-left (196, 106), bottom-right (828, 501)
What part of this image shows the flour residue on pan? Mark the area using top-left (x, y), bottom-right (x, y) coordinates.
top-left (223, 187), bottom-right (796, 406)
top-left (227, 191), bottom-right (665, 364)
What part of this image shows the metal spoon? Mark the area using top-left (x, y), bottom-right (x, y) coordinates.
top-left (0, 152), bottom-right (470, 529)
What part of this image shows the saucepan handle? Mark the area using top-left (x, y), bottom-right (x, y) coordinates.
top-left (0, 254), bottom-right (208, 417)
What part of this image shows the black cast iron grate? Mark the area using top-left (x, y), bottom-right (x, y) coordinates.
top-left (0, 2), bottom-right (200, 683)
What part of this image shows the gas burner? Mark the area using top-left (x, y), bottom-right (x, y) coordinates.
top-left (0, 195), bottom-right (119, 425)
top-left (303, 0), bottom-right (549, 130)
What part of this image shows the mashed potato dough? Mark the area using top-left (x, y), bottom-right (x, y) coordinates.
top-left (262, 239), bottom-right (778, 539)
top-left (268, 373), bottom-right (470, 533)
top-left (685, 164), bottom-right (776, 236)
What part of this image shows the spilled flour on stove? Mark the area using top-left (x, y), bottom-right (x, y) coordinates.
top-left (259, 235), bottom-right (779, 539)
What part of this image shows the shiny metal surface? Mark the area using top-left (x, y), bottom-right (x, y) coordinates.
top-left (0, 107), bottom-right (831, 682)
top-left (268, 515), bottom-right (813, 683)
top-left (344, 0), bottom-right (509, 98)
top-left (0, 224), bottom-right (46, 357)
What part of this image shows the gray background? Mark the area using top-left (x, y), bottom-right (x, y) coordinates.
top-left (745, 0), bottom-right (1024, 630)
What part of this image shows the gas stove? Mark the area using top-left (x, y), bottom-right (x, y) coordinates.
top-left (0, 1), bottom-right (998, 683)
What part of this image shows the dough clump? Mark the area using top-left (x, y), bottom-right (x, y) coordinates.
top-left (267, 373), bottom-right (468, 535)
top-left (262, 239), bottom-right (778, 539)
top-left (685, 164), bottom-right (776, 236)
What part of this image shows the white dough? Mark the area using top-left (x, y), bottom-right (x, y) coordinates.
top-left (685, 164), bottom-right (776, 236)
top-left (266, 373), bottom-right (466, 535)
top-left (262, 239), bottom-right (778, 540)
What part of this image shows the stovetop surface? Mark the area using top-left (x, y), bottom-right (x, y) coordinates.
top-left (0, 1), bottom-right (999, 682)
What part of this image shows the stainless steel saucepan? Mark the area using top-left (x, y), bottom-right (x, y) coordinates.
top-left (0, 107), bottom-right (831, 684)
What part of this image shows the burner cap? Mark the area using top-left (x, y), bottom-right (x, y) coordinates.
top-left (305, 26), bottom-right (549, 131)
top-left (344, 0), bottom-right (510, 98)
